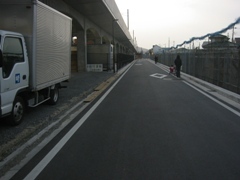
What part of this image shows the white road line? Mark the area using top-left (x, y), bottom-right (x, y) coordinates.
top-left (183, 81), bottom-right (240, 117)
top-left (0, 100), bottom-right (88, 180)
top-left (23, 61), bottom-right (134, 180)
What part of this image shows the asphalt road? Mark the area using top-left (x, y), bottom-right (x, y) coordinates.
top-left (10, 59), bottom-right (240, 179)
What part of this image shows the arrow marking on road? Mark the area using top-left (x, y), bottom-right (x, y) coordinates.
top-left (150, 73), bottom-right (167, 79)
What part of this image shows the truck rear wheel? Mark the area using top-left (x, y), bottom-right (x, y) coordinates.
top-left (10, 96), bottom-right (25, 126)
top-left (48, 86), bottom-right (59, 105)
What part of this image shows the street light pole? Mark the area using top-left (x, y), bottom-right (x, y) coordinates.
top-left (112, 19), bottom-right (118, 73)
top-left (232, 25), bottom-right (237, 43)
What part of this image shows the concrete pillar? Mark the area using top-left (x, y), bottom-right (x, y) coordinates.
top-left (77, 30), bottom-right (86, 72)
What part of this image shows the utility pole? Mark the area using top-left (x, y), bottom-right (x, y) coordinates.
top-left (112, 19), bottom-right (118, 73)
top-left (127, 9), bottom-right (129, 30)
top-left (133, 30), bottom-right (134, 44)
top-left (232, 25), bottom-right (235, 43)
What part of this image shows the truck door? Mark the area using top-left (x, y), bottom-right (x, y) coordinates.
top-left (0, 35), bottom-right (29, 114)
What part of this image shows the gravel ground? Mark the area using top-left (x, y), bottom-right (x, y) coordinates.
top-left (0, 71), bottom-right (114, 161)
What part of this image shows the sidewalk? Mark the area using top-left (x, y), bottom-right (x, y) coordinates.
top-left (60, 71), bottom-right (115, 104)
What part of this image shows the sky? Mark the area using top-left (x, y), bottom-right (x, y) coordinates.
top-left (115, 0), bottom-right (240, 49)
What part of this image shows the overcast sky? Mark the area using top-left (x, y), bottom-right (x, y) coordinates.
top-left (115, 0), bottom-right (240, 49)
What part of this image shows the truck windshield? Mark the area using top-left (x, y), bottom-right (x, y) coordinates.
top-left (2, 37), bottom-right (24, 78)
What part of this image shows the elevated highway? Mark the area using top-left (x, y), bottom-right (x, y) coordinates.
top-left (39, 0), bottom-right (137, 71)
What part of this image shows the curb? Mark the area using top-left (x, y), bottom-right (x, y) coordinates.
top-left (156, 61), bottom-right (240, 104)
top-left (182, 73), bottom-right (240, 104)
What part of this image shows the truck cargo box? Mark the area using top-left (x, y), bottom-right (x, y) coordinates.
top-left (0, 0), bottom-right (72, 90)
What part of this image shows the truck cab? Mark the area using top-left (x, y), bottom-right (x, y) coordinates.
top-left (0, 0), bottom-right (71, 126)
top-left (0, 30), bottom-right (29, 125)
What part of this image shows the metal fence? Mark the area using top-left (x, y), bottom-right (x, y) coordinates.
top-left (153, 49), bottom-right (240, 94)
top-left (117, 53), bottom-right (134, 70)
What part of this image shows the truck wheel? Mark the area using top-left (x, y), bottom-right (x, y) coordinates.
top-left (49, 86), bottom-right (59, 105)
top-left (10, 96), bottom-right (25, 126)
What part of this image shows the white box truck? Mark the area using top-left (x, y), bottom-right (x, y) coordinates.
top-left (0, 0), bottom-right (72, 125)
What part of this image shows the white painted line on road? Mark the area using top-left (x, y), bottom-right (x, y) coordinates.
top-left (150, 73), bottom-right (167, 79)
top-left (23, 60), bottom-right (135, 180)
top-left (0, 100), bottom-right (89, 180)
top-left (184, 81), bottom-right (240, 117)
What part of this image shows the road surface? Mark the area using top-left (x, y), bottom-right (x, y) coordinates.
top-left (10, 59), bottom-right (240, 179)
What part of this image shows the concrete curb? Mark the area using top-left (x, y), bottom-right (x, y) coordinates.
top-left (182, 73), bottom-right (240, 104)
top-left (157, 62), bottom-right (240, 104)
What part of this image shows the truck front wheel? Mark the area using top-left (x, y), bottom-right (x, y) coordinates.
top-left (48, 86), bottom-right (59, 105)
top-left (10, 96), bottom-right (25, 126)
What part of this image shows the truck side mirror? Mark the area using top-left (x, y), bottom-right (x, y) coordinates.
top-left (0, 50), bottom-right (3, 67)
